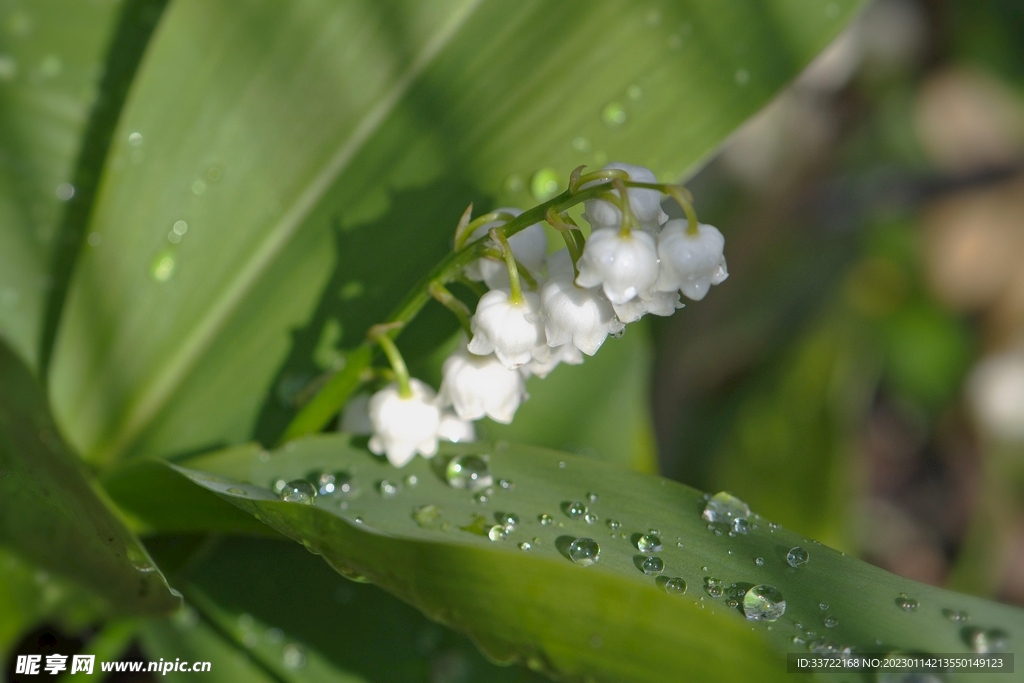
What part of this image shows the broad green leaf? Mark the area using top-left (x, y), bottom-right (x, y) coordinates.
top-left (130, 436), bottom-right (1022, 682)
top-left (0, 0), bottom-right (123, 366)
top-left (146, 536), bottom-right (544, 683)
top-left (0, 341), bottom-right (179, 616)
top-left (484, 321), bottom-right (659, 474)
top-left (47, 0), bottom-right (865, 466)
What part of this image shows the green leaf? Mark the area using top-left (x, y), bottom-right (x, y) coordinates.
top-left (46, 0), bottom-right (865, 466)
top-left (0, 341), bottom-right (179, 616)
top-left (0, 0), bottom-right (124, 367)
top-left (128, 436), bottom-right (1022, 682)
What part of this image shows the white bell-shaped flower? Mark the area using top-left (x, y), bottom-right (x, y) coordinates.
top-left (583, 163), bottom-right (668, 230)
top-left (467, 288), bottom-right (548, 369)
top-left (439, 342), bottom-right (527, 424)
top-left (437, 412), bottom-right (477, 443)
top-left (520, 342), bottom-right (583, 379)
top-left (464, 208), bottom-right (547, 289)
top-left (541, 249), bottom-right (623, 356)
top-left (339, 393), bottom-right (372, 435)
top-left (654, 220), bottom-right (728, 301)
top-left (368, 379), bottom-right (441, 467)
top-left (611, 291), bottom-right (683, 323)
top-left (575, 228), bottom-right (659, 304)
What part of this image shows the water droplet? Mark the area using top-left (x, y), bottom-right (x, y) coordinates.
top-left (942, 609), bottom-right (969, 623)
top-left (413, 504), bottom-right (442, 529)
top-left (474, 492), bottom-right (489, 504)
top-left (315, 471), bottom-right (352, 496)
top-left (488, 524), bottom-right (508, 541)
top-left (584, 513), bottom-right (598, 524)
top-left (378, 479), bottom-right (400, 498)
top-left (498, 478), bottom-right (514, 490)
top-left (354, 516), bottom-right (364, 524)
top-left (967, 628), bottom-right (1009, 653)
top-left (735, 68), bottom-right (750, 85)
top-left (282, 643), bottom-right (305, 669)
top-left (497, 512), bottom-right (519, 527)
top-left (519, 541), bottom-right (532, 551)
top-left (732, 518), bottom-right (750, 534)
top-left (754, 557), bottom-right (764, 566)
top-left (665, 577), bottom-right (686, 594)
top-left (280, 480), bottom-right (315, 504)
top-left (791, 636), bottom-right (805, 645)
top-left (702, 491), bottom-right (751, 524)
top-left (606, 519), bottom-right (620, 530)
top-left (586, 492), bottom-right (599, 503)
top-left (895, 594), bottom-right (918, 612)
top-left (530, 168), bottom-right (560, 202)
top-left (404, 474), bottom-right (418, 487)
top-left (558, 461), bottom-right (566, 469)
top-left (128, 132), bottom-right (143, 147)
top-left (539, 513), bottom-right (554, 525)
top-left (565, 502), bottom-right (587, 519)
top-left (172, 220), bottom-right (188, 236)
top-left (226, 487), bottom-right (246, 496)
top-left (823, 616), bottom-right (838, 628)
top-left (446, 454), bottom-right (492, 491)
top-left (192, 179), bottom-right (207, 195)
top-left (571, 136), bottom-right (591, 153)
top-left (55, 183), bottom-right (74, 201)
top-left (601, 102), bottom-right (627, 128)
top-left (704, 577), bottom-right (724, 598)
top-left (637, 534), bottom-right (662, 553)
top-left (641, 556), bottom-right (664, 575)
top-left (787, 546), bottom-right (809, 568)
top-left (568, 538), bottom-right (600, 566)
top-left (742, 585), bottom-right (786, 622)
top-left (819, 602), bottom-right (829, 611)
top-left (150, 251), bottom-right (175, 282)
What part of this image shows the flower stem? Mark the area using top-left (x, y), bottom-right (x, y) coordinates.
top-left (368, 324), bottom-right (412, 398)
top-left (278, 176), bottom-right (676, 443)
top-left (546, 208), bottom-right (583, 277)
top-left (490, 228), bottom-right (523, 304)
top-left (429, 282), bottom-right (472, 336)
top-left (613, 179), bottom-right (638, 237)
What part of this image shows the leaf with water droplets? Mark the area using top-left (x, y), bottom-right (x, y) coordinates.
top-left (112, 436), bottom-right (1024, 682)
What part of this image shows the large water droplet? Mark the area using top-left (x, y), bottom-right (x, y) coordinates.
top-left (743, 585), bottom-right (786, 622)
top-left (665, 577), bottom-right (686, 594)
top-left (518, 541), bottom-right (532, 551)
top-left (569, 538), bottom-right (600, 566)
top-left (754, 557), bottom-right (765, 566)
top-left (702, 491), bottom-right (751, 524)
top-left (530, 168), bottom-right (560, 201)
top-left (488, 524), bottom-right (508, 541)
top-left (641, 556), bottom-right (664, 575)
top-left (413, 504), bottom-right (442, 528)
top-left (601, 102), bottom-right (627, 128)
top-left (446, 454), bottom-right (492, 491)
top-left (895, 594), bottom-right (918, 612)
top-left (787, 546), bottom-right (809, 568)
top-left (967, 628), bottom-right (1009, 653)
top-left (565, 501), bottom-right (587, 519)
top-left (637, 534), bottom-right (663, 553)
top-left (280, 480), bottom-right (315, 504)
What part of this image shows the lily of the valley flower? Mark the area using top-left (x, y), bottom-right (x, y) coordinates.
top-left (541, 249), bottom-right (624, 355)
top-left (464, 208), bottom-right (548, 289)
top-left (439, 341), bottom-right (528, 423)
top-left (467, 288), bottom-right (548, 369)
top-left (654, 220), bottom-right (728, 301)
top-left (611, 290), bottom-right (682, 323)
top-left (368, 379), bottom-right (441, 467)
top-left (437, 412), bottom-right (477, 443)
top-left (583, 162), bottom-right (668, 231)
top-left (575, 227), bottom-right (660, 304)
top-left (520, 341), bottom-right (583, 379)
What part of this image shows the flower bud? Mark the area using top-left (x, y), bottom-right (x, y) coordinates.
top-left (575, 228), bottom-right (659, 304)
top-left (583, 163), bottom-right (667, 231)
top-left (654, 220), bottom-right (728, 301)
top-left (439, 342), bottom-right (528, 424)
top-left (368, 379), bottom-right (441, 467)
top-left (467, 289), bottom-right (548, 369)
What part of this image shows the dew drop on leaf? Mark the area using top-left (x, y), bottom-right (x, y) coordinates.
top-left (568, 538), bottom-right (600, 566)
top-left (702, 491), bottom-right (751, 524)
top-left (280, 480), bottom-right (315, 504)
top-left (637, 534), bottom-right (662, 553)
top-left (378, 479), bottom-right (399, 498)
top-left (446, 455), bottom-right (493, 491)
top-left (787, 546), bottom-right (809, 568)
top-left (665, 577), bottom-right (686, 594)
top-left (895, 594), bottom-right (918, 612)
top-left (641, 556), bottom-right (664, 575)
top-left (742, 585), bottom-right (786, 622)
